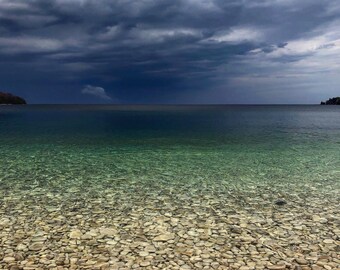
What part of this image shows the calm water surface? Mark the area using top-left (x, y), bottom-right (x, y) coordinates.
top-left (1, 105), bottom-right (339, 192)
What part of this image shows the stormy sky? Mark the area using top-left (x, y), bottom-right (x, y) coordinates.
top-left (0, 0), bottom-right (339, 104)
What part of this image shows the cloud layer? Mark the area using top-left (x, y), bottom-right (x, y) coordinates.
top-left (0, 0), bottom-right (339, 103)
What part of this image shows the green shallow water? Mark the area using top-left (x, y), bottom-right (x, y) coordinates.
top-left (0, 105), bottom-right (339, 197)
top-left (0, 105), bottom-right (339, 269)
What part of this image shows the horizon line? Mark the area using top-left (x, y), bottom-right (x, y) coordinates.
top-left (6, 103), bottom-right (324, 106)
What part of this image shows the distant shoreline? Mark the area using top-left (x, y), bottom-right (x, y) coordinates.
top-left (0, 92), bottom-right (27, 105)
top-left (320, 97), bottom-right (340, 105)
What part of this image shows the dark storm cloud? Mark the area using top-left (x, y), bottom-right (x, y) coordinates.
top-left (0, 0), bottom-right (339, 103)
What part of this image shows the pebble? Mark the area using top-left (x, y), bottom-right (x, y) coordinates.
top-left (139, 251), bottom-right (149, 257)
top-left (69, 229), bottom-right (82, 239)
top-left (153, 233), bottom-right (175, 242)
top-left (29, 242), bottom-right (44, 251)
top-left (140, 261), bottom-right (151, 267)
top-left (323, 239), bottom-right (333, 244)
top-left (16, 244), bottom-right (27, 251)
top-left (3, 257), bottom-right (16, 263)
top-left (99, 228), bottom-right (117, 236)
top-left (267, 265), bottom-right (286, 270)
top-left (296, 258), bottom-right (308, 265)
top-left (81, 234), bottom-right (93, 240)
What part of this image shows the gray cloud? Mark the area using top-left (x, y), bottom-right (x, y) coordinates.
top-left (81, 85), bottom-right (111, 100)
top-left (0, 0), bottom-right (339, 103)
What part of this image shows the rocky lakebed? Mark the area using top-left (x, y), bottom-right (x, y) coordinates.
top-left (0, 175), bottom-right (339, 270)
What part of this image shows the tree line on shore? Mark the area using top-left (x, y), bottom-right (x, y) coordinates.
top-left (320, 97), bottom-right (340, 105)
top-left (0, 92), bottom-right (27, 104)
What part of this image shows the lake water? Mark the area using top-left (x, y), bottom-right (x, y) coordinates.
top-left (0, 105), bottom-right (339, 269)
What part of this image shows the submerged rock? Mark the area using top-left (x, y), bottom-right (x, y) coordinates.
top-left (274, 199), bottom-right (287, 206)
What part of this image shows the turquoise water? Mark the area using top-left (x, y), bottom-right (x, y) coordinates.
top-left (0, 105), bottom-right (339, 269)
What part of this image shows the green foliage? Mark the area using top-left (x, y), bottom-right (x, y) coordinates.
top-left (0, 92), bottom-right (26, 104)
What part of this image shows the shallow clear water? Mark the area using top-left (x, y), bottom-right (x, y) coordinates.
top-left (0, 105), bottom-right (339, 269)
top-left (1, 105), bottom-right (339, 193)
